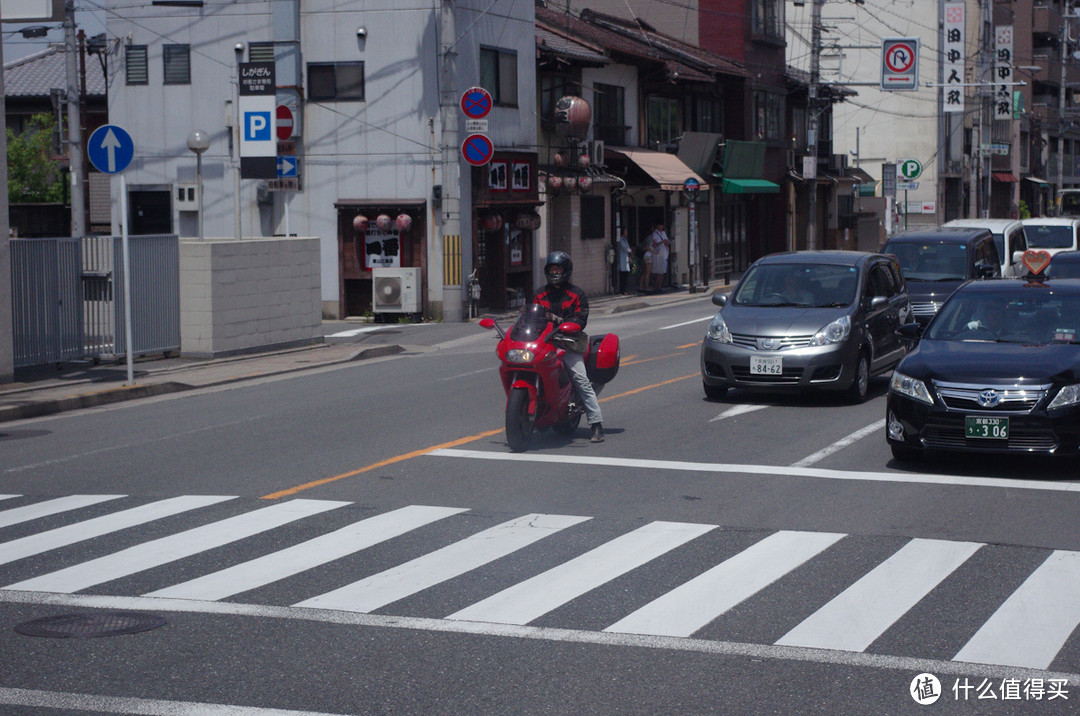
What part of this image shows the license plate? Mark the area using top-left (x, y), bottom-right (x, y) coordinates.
top-left (965, 416), bottom-right (1009, 440)
top-left (750, 356), bottom-right (782, 375)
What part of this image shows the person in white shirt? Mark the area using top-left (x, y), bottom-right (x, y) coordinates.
top-left (648, 222), bottom-right (671, 292)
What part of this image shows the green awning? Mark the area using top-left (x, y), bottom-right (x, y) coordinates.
top-left (721, 178), bottom-right (780, 194)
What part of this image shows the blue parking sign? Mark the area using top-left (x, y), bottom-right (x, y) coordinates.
top-left (245, 111), bottom-right (272, 141)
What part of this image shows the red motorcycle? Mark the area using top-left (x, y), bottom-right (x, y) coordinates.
top-left (480, 303), bottom-right (620, 451)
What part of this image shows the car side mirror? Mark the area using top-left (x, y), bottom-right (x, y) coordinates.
top-left (711, 293), bottom-right (727, 307)
top-left (1012, 250), bottom-right (1024, 265)
top-left (895, 322), bottom-right (923, 341)
top-left (868, 296), bottom-right (888, 310)
top-left (977, 264), bottom-right (996, 279)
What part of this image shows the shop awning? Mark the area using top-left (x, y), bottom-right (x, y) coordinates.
top-left (848, 167), bottom-right (875, 184)
top-left (607, 148), bottom-right (708, 191)
top-left (1026, 176), bottom-right (1050, 185)
top-left (721, 178), bottom-right (780, 194)
top-left (992, 172), bottom-right (1019, 182)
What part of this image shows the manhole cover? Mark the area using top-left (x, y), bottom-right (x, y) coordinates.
top-left (15, 612), bottom-right (166, 638)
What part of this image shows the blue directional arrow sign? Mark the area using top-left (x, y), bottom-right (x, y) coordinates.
top-left (277, 155), bottom-right (298, 178)
top-left (87, 124), bottom-right (134, 174)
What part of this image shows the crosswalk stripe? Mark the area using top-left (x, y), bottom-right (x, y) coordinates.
top-left (148, 505), bottom-right (469, 601)
top-left (446, 521), bottom-right (716, 626)
top-left (0, 495), bottom-right (126, 528)
top-left (0, 495), bottom-right (21, 502)
top-left (296, 513), bottom-right (591, 613)
top-left (3, 499), bottom-right (348, 593)
top-left (775, 538), bottom-right (982, 652)
top-left (954, 550), bottom-right (1080, 670)
top-left (0, 496), bottom-right (236, 567)
top-left (605, 530), bottom-right (846, 637)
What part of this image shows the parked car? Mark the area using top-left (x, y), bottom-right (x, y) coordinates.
top-left (881, 227), bottom-right (1000, 326)
top-left (941, 218), bottom-right (1027, 276)
top-left (1021, 217), bottom-right (1080, 257)
top-left (701, 251), bottom-right (911, 404)
top-left (887, 277), bottom-right (1080, 461)
top-left (1046, 250), bottom-right (1080, 278)
top-left (1056, 188), bottom-right (1080, 217)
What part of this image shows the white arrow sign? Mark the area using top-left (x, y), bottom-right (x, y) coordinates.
top-left (101, 128), bottom-right (122, 173)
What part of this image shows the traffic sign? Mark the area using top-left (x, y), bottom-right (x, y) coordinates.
top-left (683, 176), bottom-right (701, 202)
top-left (897, 181), bottom-right (919, 191)
top-left (460, 87), bottom-right (493, 119)
top-left (277, 155), bottom-right (298, 178)
top-left (276, 104), bottom-right (294, 141)
top-left (881, 38), bottom-right (919, 91)
top-left (87, 124), bottom-right (134, 174)
top-left (461, 133), bottom-right (495, 166)
top-left (898, 159), bottom-right (922, 180)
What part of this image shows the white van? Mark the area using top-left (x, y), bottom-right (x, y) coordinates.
top-left (942, 219), bottom-right (1027, 276)
top-left (1021, 218), bottom-right (1080, 258)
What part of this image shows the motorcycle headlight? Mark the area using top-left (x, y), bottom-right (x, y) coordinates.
top-left (506, 349), bottom-right (535, 364)
top-left (1047, 384), bottom-right (1080, 410)
top-left (890, 371), bottom-right (934, 405)
top-left (706, 313), bottom-right (732, 343)
top-left (811, 315), bottom-right (851, 346)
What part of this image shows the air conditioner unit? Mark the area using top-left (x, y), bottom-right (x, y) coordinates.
top-left (590, 139), bottom-right (605, 167)
top-left (175, 183), bottom-right (198, 211)
top-left (372, 267), bottom-right (421, 314)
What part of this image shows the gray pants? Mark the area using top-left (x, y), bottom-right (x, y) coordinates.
top-left (563, 351), bottom-right (603, 425)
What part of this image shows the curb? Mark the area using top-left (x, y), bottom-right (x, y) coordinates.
top-left (0, 381), bottom-right (192, 423)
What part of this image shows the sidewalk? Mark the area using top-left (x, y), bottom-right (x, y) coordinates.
top-left (0, 283), bottom-right (728, 424)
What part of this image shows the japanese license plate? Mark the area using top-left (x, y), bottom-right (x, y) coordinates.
top-left (750, 356), bottom-right (783, 375)
top-left (965, 416), bottom-right (1009, 440)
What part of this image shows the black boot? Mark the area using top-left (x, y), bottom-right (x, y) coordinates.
top-left (590, 423), bottom-right (604, 443)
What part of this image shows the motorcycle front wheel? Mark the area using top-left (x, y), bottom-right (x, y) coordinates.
top-left (505, 387), bottom-right (535, 452)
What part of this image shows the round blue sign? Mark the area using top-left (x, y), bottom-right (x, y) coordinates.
top-left (461, 133), bottom-right (495, 166)
top-left (684, 177), bottom-right (700, 192)
top-left (87, 124), bottom-right (135, 174)
top-left (460, 87), bottom-right (493, 119)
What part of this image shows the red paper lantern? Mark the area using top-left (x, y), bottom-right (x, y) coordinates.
top-left (578, 176), bottom-right (592, 193)
top-left (376, 214), bottom-right (392, 231)
top-left (481, 213), bottom-right (504, 232)
top-left (554, 151), bottom-right (568, 168)
top-left (352, 215), bottom-right (369, 233)
top-left (547, 175), bottom-right (563, 191)
top-left (564, 176), bottom-right (578, 193)
top-left (579, 152), bottom-right (591, 168)
top-left (395, 214), bottom-right (413, 232)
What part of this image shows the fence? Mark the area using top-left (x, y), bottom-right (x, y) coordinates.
top-left (10, 235), bottom-right (180, 368)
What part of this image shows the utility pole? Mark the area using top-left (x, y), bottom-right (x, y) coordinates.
top-left (1057, 19), bottom-right (1072, 208)
top-left (64, 0), bottom-right (85, 236)
top-left (0, 0), bottom-right (14, 384)
top-left (805, 0), bottom-right (824, 250)
top-left (440, 0), bottom-right (464, 321)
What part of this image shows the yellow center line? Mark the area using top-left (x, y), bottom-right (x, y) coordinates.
top-left (676, 342), bottom-right (700, 349)
top-left (621, 352), bottom-right (685, 367)
top-left (260, 371), bottom-right (698, 500)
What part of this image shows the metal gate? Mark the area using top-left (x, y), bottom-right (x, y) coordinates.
top-left (10, 235), bottom-right (180, 368)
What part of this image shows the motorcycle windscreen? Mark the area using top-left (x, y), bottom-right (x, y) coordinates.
top-left (585, 333), bottom-right (620, 384)
top-left (510, 304), bottom-right (550, 342)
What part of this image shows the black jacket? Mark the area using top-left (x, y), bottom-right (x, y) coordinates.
top-left (533, 282), bottom-right (589, 329)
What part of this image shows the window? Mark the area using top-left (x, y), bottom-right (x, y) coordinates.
top-left (753, 91), bottom-right (783, 141)
top-left (163, 44), bottom-right (190, 85)
top-left (308, 62), bottom-right (365, 101)
top-left (125, 45), bottom-right (148, 85)
top-left (693, 97), bottom-right (723, 134)
top-left (593, 83), bottom-right (626, 145)
top-left (580, 196), bottom-right (605, 239)
top-left (647, 96), bottom-right (678, 149)
top-left (752, 0), bottom-right (783, 38)
top-left (791, 106), bottom-right (807, 150)
top-left (540, 75), bottom-right (569, 123)
top-left (248, 42), bottom-right (275, 63)
top-left (480, 47), bottom-right (518, 106)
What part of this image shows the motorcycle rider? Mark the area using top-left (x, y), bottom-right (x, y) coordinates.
top-left (533, 251), bottom-right (605, 443)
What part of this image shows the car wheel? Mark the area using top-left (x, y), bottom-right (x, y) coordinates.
top-left (703, 381), bottom-right (729, 400)
top-left (890, 443), bottom-right (921, 462)
top-left (846, 353), bottom-right (870, 404)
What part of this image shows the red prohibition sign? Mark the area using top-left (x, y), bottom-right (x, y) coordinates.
top-left (460, 87), bottom-right (493, 119)
top-left (885, 44), bottom-right (916, 73)
top-left (462, 133), bottom-right (494, 166)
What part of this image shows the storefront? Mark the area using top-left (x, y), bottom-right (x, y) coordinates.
top-left (335, 200), bottom-right (426, 318)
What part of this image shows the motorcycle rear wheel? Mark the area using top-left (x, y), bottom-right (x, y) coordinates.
top-left (505, 388), bottom-right (535, 451)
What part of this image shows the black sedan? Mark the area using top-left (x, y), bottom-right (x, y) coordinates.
top-left (887, 278), bottom-right (1080, 460)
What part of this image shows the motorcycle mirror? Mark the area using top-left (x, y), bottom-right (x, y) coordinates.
top-left (479, 318), bottom-right (496, 329)
top-left (558, 322), bottom-right (582, 334)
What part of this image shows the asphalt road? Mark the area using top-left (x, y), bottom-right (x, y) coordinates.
top-left (1, 297), bottom-right (1078, 714)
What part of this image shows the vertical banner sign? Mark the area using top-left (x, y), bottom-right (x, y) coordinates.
top-left (943, 3), bottom-right (965, 114)
top-left (239, 62), bottom-right (277, 179)
top-left (995, 26), bottom-right (1014, 121)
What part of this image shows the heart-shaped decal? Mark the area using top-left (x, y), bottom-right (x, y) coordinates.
top-left (1022, 249), bottom-right (1052, 276)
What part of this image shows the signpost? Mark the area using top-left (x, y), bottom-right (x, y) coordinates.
top-left (684, 177), bottom-right (701, 292)
top-left (239, 62), bottom-right (276, 179)
top-left (276, 104), bottom-right (294, 141)
top-left (881, 38), bottom-right (919, 91)
top-left (86, 124), bottom-right (137, 386)
top-left (461, 133), bottom-right (495, 166)
top-left (460, 87), bottom-right (493, 119)
top-left (896, 159), bottom-right (922, 230)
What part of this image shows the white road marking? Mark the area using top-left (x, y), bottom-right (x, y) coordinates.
top-left (149, 505), bottom-right (468, 602)
top-left (0, 495), bottom-right (20, 502)
top-left (428, 449), bottom-right (1080, 494)
top-left (326, 326), bottom-right (384, 337)
top-left (776, 538), bottom-right (983, 652)
top-left (660, 315), bottom-right (714, 330)
top-left (0, 494), bottom-right (125, 528)
top-left (0, 496), bottom-right (236, 567)
top-left (0, 687), bottom-right (348, 715)
top-left (791, 419), bottom-right (886, 467)
top-left (955, 550), bottom-right (1080, 670)
top-left (605, 531), bottom-right (845, 637)
top-left (1, 591), bottom-right (1075, 684)
top-left (709, 404), bottom-right (770, 422)
top-left (296, 513), bottom-right (590, 613)
top-left (4, 499), bottom-right (347, 593)
top-left (447, 521), bottom-right (716, 625)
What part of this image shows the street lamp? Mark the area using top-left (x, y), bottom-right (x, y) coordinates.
top-left (186, 129), bottom-right (210, 241)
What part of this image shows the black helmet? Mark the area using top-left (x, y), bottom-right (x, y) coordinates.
top-left (544, 251), bottom-right (573, 286)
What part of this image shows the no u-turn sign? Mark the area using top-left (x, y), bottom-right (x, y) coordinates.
top-left (881, 38), bottom-right (919, 91)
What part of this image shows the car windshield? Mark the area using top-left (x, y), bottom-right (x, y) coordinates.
top-left (732, 263), bottom-right (858, 307)
top-left (926, 291), bottom-right (1080, 344)
top-left (1026, 225), bottom-right (1075, 249)
top-left (886, 241), bottom-right (968, 282)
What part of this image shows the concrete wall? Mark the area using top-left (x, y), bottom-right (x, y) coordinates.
top-left (179, 237), bottom-right (321, 358)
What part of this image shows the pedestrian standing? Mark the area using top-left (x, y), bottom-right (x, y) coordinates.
top-left (615, 228), bottom-right (632, 295)
top-left (648, 222), bottom-right (671, 292)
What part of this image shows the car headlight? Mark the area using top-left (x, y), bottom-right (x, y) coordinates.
top-left (1047, 384), bottom-right (1080, 410)
top-left (706, 313), bottom-right (732, 343)
top-left (506, 349), bottom-right (535, 364)
top-left (890, 371), bottom-right (934, 405)
top-left (810, 315), bottom-right (851, 346)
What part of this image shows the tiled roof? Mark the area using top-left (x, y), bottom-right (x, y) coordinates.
top-left (537, 26), bottom-right (609, 65)
top-left (4, 43), bottom-right (107, 99)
